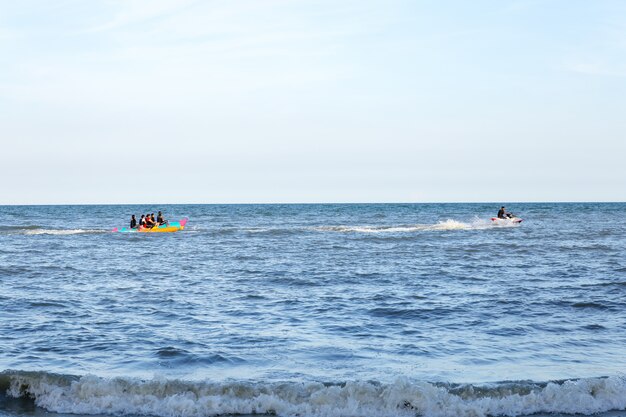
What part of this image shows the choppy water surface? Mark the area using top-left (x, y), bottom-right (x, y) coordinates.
top-left (1, 203), bottom-right (625, 417)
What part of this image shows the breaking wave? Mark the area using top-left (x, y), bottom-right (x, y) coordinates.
top-left (1, 371), bottom-right (625, 417)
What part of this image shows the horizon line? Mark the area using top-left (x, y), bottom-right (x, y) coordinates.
top-left (1, 200), bottom-right (625, 206)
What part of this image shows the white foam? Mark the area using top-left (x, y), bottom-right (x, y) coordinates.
top-left (22, 229), bottom-right (106, 235)
top-left (315, 218), bottom-right (516, 234)
top-left (429, 219), bottom-right (473, 230)
top-left (6, 373), bottom-right (626, 417)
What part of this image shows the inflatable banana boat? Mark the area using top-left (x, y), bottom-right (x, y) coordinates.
top-left (113, 218), bottom-right (188, 233)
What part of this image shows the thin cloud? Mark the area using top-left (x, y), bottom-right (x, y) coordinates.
top-left (561, 24), bottom-right (626, 77)
top-left (83, 0), bottom-right (198, 33)
top-left (564, 61), bottom-right (626, 77)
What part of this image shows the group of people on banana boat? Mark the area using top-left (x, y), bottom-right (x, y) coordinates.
top-left (497, 206), bottom-right (517, 219)
top-left (129, 211), bottom-right (168, 229)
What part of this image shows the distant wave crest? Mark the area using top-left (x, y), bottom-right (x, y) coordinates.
top-left (2, 370), bottom-right (625, 417)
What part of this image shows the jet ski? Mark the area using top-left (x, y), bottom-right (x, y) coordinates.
top-left (491, 215), bottom-right (523, 224)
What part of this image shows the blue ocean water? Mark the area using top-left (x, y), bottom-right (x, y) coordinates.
top-left (1, 203), bottom-right (625, 417)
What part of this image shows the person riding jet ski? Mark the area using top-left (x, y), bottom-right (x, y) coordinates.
top-left (497, 206), bottom-right (518, 220)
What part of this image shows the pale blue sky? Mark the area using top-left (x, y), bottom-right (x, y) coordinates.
top-left (1, 0), bottom-right (625, 204)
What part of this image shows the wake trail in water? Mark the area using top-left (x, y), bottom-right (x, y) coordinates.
top-left (315, 218), bottom-right (519, 233)
top-left (24, 229), bottom-right (107, 235)
top-left (1, 218), bottom-right (519, 237)
top-left (0, 226), bottom-right (108, 235)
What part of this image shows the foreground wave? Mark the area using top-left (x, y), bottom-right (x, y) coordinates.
top-left (2, 371), bottom-right (625, 417)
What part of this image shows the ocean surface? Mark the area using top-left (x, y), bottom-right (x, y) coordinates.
top-left (1, 203), bottom-right (625, 417)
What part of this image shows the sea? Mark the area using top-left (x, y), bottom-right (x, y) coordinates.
top-left (1, 203), bottom-right (625, 417)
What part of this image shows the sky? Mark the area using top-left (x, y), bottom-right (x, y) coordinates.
top-left (1, 0), bottom-right (625, 204)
